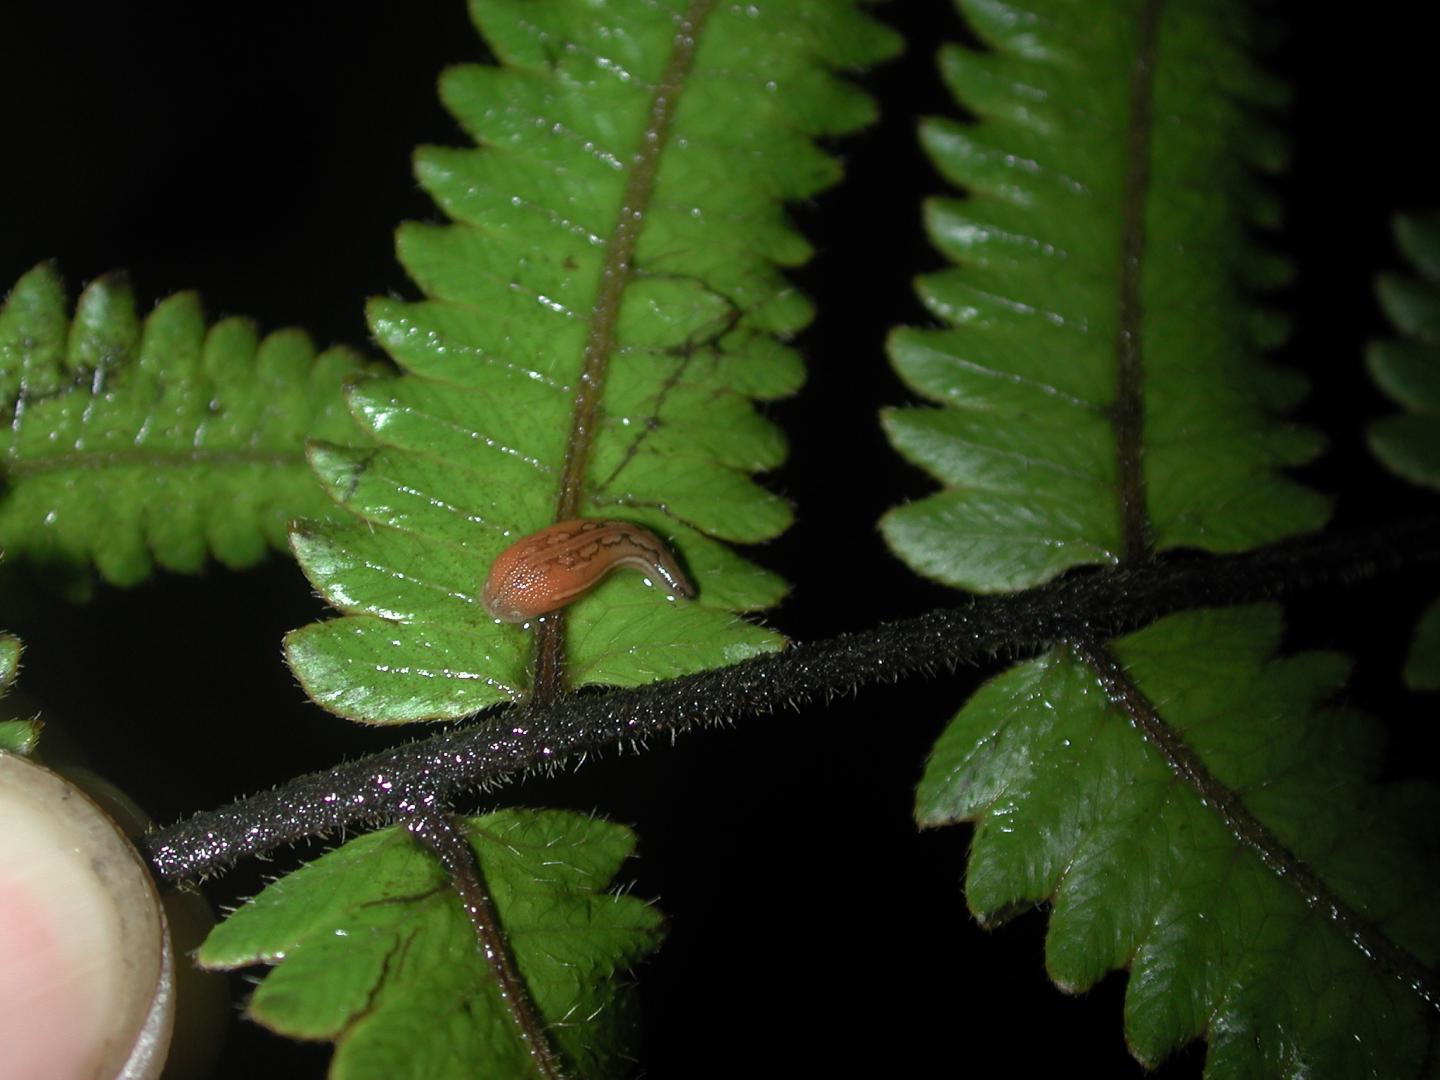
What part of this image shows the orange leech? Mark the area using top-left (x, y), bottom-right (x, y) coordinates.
top-left (482, 519), bottom-right (696, 623)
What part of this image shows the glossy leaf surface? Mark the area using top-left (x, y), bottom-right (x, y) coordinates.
top-left (0, 264), bottom-right (369, 591)
top-left (917, 606), bottom-right (1440, 1076)
top-left (888, 3), bottom-right (1433, 1073)
top-left (0, 632), bottom-right (17, 695)
top-left (0, 719), bottom-right (38, 755)
top-left (199, 809), bottom-right (663, 1080)
top-left (285, 0), bottom-right (900, 722)
top-left (881, 0), bottom-right (1327, 592)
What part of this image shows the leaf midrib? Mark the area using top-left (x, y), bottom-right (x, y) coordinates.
top-left (532, 0), bottom-right (713, 701)
top-left (1073, 637), bottom-right (1440, 1014)
top-left (1112, 0), bottom-right (1161, 562)
top-left (1098, 2), bottom-right (1440, 1016)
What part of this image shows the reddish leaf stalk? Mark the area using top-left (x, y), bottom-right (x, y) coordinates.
top-left (405, 810), bottom-right (565, 1080)
top-left (534, 0), bottom-right (714, 704)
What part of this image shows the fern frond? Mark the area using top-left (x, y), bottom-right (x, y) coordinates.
top-left (285, 0), bottom-right (901, 722)
top-left (1369, 211), bottom-right (1440, 490)
top-left (880, 3), bottom-right (1439, 1072)
top-left (0, 264), bottom-right (371, 591)
top-left (880, 0), bottom-right (1327, 592)
top-left (918, 606), bottom-right (1440, 1075)
top-left (199, 810), bottom-right (664, 1080)
top-left (1367, 210), bottom-right (1440, 688)
top-left (0, 631), bottom-right (16, 697)
top-left (0, 619), bottom-right (32, 753)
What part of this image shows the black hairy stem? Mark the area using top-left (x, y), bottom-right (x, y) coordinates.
top-left (143, 516), bottom-right (1440, 885)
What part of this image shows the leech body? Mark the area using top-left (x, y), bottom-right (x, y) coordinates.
top-left (482, 519), bottom-right (696, 623)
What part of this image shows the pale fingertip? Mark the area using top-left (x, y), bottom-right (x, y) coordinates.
top-left (0, 752), bottom-right (174, 1080)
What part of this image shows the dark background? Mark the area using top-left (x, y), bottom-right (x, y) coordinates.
top-left (2, 2), bottom-right (1437, 1076)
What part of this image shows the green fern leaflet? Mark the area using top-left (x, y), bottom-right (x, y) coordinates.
top-left (1370, 211), bottom-right (1440, 491)
top-left (879, 0), bottom-right (1439, 1073)
top-left (1366, 212), bottom-right (1440, 689)
top-left (0, 264), bottom-right (370, 591)
top-left (0, 629), bottom-right (17, 695)
top-left (199, 810), bottom-right (663, 1080)
top-left (0, 613), bottom-right (35, 754)
top-left (283, 0), bottom-right (900, 723)
top-left (917, 607), bottom-right (1440, 1076)
top-left (880, 0), bottom-right (1327, 592)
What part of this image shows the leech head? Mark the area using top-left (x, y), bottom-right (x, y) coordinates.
top-left (482, 518), bottom-right (697, 624)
